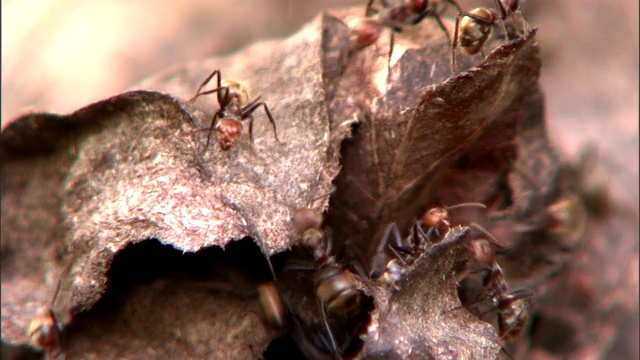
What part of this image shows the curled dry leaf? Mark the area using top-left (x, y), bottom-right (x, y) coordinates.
top-left (1, 12), bottom-right (346, 359)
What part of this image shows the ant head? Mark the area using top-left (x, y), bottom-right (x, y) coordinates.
top-left (351, 17), bottom-right (384, 50)
top-left (220, 80), bottom-right (250, 106)
top-left (292, 208), bottom-right (326, 257)
top-left (28, 308), bottom-right (59, 351)
top-left (292, 208), bottom-right (323, 235)
top-left (215, 118), bottom-right (243, 151)
top-left (467, 238), bottom-right (495, 267)
top-left (421, 207), bottom-right (450, 228)
top-left (545, 195), bottom-right (587, 249)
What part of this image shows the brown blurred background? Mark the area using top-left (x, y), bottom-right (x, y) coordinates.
top-left (2, 0), bottom-right (638, 357)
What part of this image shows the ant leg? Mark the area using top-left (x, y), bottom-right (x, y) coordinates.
top-left (204, 112), bottom-right (221, 152)
top-left (324, 227), bottom-right (334, 257)
top-left (188, 69), bottom-right (223, 103)
top-left (365, 0), bottom-right (380, 16)
top-left (503, 288), bottom-right (534, 303)
top-left (319, 300), bottom-right (340, 358)
top-left (517, 1), bottom-right (530, 36)
top-left (493, 0), bottom-right (511, 41)
top-left (370, 223), bottom-right (407, 279)
top-left (451, 12), bottom-right (463, 73)
top-left (433, 14), bottom-right (453, 45)
top-left (388, 246), bottom-right (408, 266)
top-left (377, 223), bottom-right (408, 254)
top-left (469, 223), bottom-right (504, 250)
top-left (387, 31), bottom-right (395, 73)
top-left (415, 222), bottom-right (431, 244)
top-left (247, 116), bottom-right (256, 146)
top-left (242, 97), bottom-right (283, 144)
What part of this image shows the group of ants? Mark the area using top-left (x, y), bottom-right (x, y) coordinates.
top-left (28, 1), bottom-right (533, 359)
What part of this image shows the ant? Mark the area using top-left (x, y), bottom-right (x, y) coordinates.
top-left (292, 208), bottom-right (363, 317)
top-left (369, 202), bottom-right (494, 284)
top-left (350, 0), bottom-right (462, 68)
top-left (451, 0), bottom-right (527, 72)
top-left (419, 202), bottom-right (490, 242)
top-left (187, 69), bottom-right (282, 151)
top-left (461, 238), bottom-right (533, 344)
top-left (28, 272), bottom-right (66, 360)
top-left (291, 207), bottom-right (368, 357)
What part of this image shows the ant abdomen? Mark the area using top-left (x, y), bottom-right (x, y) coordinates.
top-left (219, 80), bottom-right (250, 106)
top-left (456, 7), bottom-right (498, 55)
top-left (315, 261), bottom-right (362, 316)
top-left (215, 118), bottom-right (243, 151)
top-left (497, 295), bottom-right (530, 341)
top-left (258, 282), bottom-right (286, 329)
top-left (451, 0), bottom-right (528, 72)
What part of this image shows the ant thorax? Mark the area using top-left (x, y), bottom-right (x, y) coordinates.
top-left (315, 259), bottom-right (363, 315)
top-left (219, 80), bottom-right (251, 109)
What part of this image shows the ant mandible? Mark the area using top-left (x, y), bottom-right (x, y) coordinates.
top-left (188, 69), bottom-right (282, 151)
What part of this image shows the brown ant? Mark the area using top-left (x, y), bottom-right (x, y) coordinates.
top-left (292, 208), bottom-right (363, 317)
top-left (461, 238), bottom-right (533, 343)
top-left (350, 0), bottom-right (462, 68)
top-left (290, 207), bottom-right (368, 357)
top-left (369, 202), bottom-right (493, 284)
top-left (451, 0), bottom-right (527, 72)
top-left (187, 69), bottom-right (282, 151)
top-left (419, 202), bottom-right (490, 242)
top-left (28, 272), bottom-right (66, 360)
